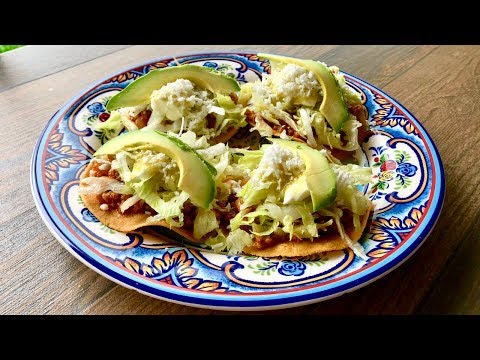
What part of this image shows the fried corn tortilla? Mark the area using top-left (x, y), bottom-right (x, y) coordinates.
top-left (81, 160), bottom-right (372, 257)
top-left (243, 207), bottom-right (372, 257)
top-left (79, 161), bottom-right (201, 242)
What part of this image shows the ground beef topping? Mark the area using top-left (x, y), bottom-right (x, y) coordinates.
top-left (130, 109), bottom-right (152, 129)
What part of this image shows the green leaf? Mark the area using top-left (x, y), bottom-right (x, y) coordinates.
top-left (100, 224), bottom-right (116, 234)
top-left (380, 153), bottom-right (389, 163)
top-left (82, 113), bottom-right (96, 126)
top-left (394, 150), bottom-right (402, 162)
top-left (378, 181), bottom-right (388, 190)
top-left (311, 260), bottom-right (326, 267)
top-left (101, 96), bottom-right (112, 106)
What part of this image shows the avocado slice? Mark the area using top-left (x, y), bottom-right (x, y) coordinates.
top-left (94, 130), bottom-right (216, 208)
top-left (270, 138), bottom-right (337, 211)
top-left (107, 64), bottom-right (241, 111)
top-left (258, 53), bottom-right (349, 133)
top-left (283, 174), bottom-right (310, 204)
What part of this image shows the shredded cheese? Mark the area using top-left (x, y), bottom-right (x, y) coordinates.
top-left (250, 143), bottom-right (305, 191)
top-left (146, 79), bottom-right (217, 138)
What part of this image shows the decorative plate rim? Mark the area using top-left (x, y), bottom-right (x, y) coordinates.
top-left (30, 52), bottom-right (445, 310)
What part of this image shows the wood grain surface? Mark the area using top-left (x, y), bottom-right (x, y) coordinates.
top-left (0, 45), bottom-right (132, 91)
top-left (1, 45), bottom-right (478, 315)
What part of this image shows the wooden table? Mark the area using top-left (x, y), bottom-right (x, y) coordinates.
top-left (1, 45), bottom-right (479, 315)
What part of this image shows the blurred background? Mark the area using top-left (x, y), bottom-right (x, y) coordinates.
top-left (0, 45), bottom-right (23, 54)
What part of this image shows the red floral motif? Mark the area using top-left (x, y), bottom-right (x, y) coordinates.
top-left (99, 113), bottom-right (110, 122)
top-left (380, 160), bottom-right (397, 172)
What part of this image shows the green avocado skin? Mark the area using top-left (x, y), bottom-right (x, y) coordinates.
top-left (258, 53), bottom-right (349, 133)
top-left (106, 64), bottom-right (240, 111)
top-left (269, 138), bottom-right (337, 211)
top-left (94, 130), bottom-right (216, 209)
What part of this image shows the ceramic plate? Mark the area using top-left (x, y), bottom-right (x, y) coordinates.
top-left (31, 52), bottom-right (445, 310)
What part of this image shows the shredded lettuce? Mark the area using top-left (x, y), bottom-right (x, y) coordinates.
top-left (205, 228), bottom-right (253, 255)
top-left (79, 176), bottom-right (134, 195)
top-left (176, 130), bottom-right (210, 150)
top-left (110, 150), bottom-right (189, 227)
top-left (332, 163), bottom-right (372, 216)
top-left (309, 109), bottom-right (361, 151)
top-left (237, 143), bottom-right (305, 209)
top-left (236, 149), bottom-right (264, 171)
top-left (193, 208), bottom-right (219, 240)
top-left (320, 208), bottom-right (368, 260)
top-left (331, 163), bottom-right (372, 185)
top-left (238, 82), bottom-right (253, 106)
top-left (297, 108), bottom-right (317, 148)
top-left (216, 93), bottom-right (236, 110)
top-left (230, 202), bottom-right (319, 240)
top-left (213, 93), bottom-right (247, 135)
top-left (251, 115), bottom-right (275, 137)
top-left (147, 187), bottom-right (188, 227)
top-left (241, 61), bottom-right (364, 152)
top-left (204, 231), bottom-right (227, 252)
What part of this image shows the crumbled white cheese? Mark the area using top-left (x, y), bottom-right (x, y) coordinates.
top-left (146, 79), bottom-right (217, 138)
top-left (151, 79), bottom-right (207, 122)
top-left (271, 64), bottom-right (321, 106)
top-left (251, 143), bottom-right (305, 190)
top-left (251, 64), bottom-right (321, 111)
top-left (100, 204), bottom-right (109, 211)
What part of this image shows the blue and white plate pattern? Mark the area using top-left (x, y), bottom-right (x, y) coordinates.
top-left (31, 52), bottom-right (445, 310)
